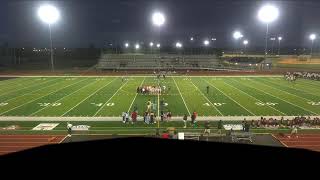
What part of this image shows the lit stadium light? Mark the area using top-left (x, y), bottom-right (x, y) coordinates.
top-left (258, 5), bottom-right (279, 24)
top-left (310, 34), bottom-right (317, 56)
top-left (135, 44), bottom-right (140, 50)
top-left (152, 12), bottom-right (165, 27)
top-left (190, 37), bottom-right (194, 41)
top-left (211, 38), bottom-right (216, 41)
top-left (175, 42), bottom-right (183, 48)
top-left (278, 37), bottom-right (282, 55)
top-left (203, 40), bottom-right (210, 46)
top-left (37, 4), bottom-right (60, 72)
top-left (310, 34), bottom-right (316, 41)
top-left (156, 43), bottom-right (161, 48)
top-left (38, 5), bottom-right (60, 25)
top-left (150, 42), bottom-right (154, 47)
top-left (125, 43), bottom-right (129, 48)
top-left (258, 5), bottom-right (279, 57)
top-left (278, 37), bottom-right (282, 41)
top-left (249, 64), bottom-right (252, 66)
top-left (270, 37), bottom-right (276, 41)
top-left (233, 31), bottom-right (243, 40)
top-left (243, 40), bottom-right (249, 45)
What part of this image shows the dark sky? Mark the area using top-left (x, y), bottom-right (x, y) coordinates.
top-left (2, 0), bottom-right (320, 48)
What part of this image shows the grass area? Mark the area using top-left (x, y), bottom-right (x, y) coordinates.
top-left (0, 76), bottom-right (319, 118)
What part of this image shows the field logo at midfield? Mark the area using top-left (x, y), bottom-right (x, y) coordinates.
top-left (38, 103), bottom-right (62, 107)
top-left (203, 102), bottom-right (226, 106)
top-left (255, 102), bottom-right (278, 106)
top-left (0, 102), bottom-right (8, 106)
top-left (33, 123), bottom-right (59, 131)
top-left (308, 102), bottom-right (320, 106)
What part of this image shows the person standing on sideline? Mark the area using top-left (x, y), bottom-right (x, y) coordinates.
top-left (217, 120), bottom-right (223, 134)
top-left (206, 86), bottom-right (210, 94)
top-left (125, 112), bottom-right (129, 124)
top-left (67, 122), bottom-right (73, 137)
top-left (122, 112), bottom-right (126, 123)
top-left (131, 111), bottom-right (137, 124)
top-left (183, 114), bottom-right (188, 128)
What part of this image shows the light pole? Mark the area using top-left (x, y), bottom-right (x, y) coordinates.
top-left (233, 31), bottom-right (243, 55)
top-left (152, 12), bottom-right (165, 56)
top-left (270, 37), bottom-right (276, 55)
top-left (310, 34), bottom-right (316, 57)
top-left (258, 5), bottom-right (279, 57)
top-left (38, 4), bottom-right (60, 72)
top-left (243, 40), bottom-right (249, 55)
top-left (278, 37), bottom-right (282, 56)
top-left (203, 40), bottom-right (210, 54)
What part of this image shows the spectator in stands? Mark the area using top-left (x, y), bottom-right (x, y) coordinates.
top-left (217, 120), bottom-right (223, 134)
top-left (183, 114), bottom-right (188, 128)
top-left (131, 111), bottom-right (137, 124)
top-left (203, 121), bottom-right (211, 135)
top-left (161, 130), bottom-right (170, 139)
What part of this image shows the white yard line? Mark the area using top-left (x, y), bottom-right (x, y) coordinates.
top-left (61, 78), bottom-right (118, 116)
top-left (202, 78), bottom-right (256, 116)
top-left (189, 78), bottom-right (223, 116)
top-left (224, 80), bottom-right (287, 116)
top-left (127, 77), bottom-right (146, 112)
top-left (0, 78), bottom-right (59, 99)
top-left (246, 79), bottom-right (319, 115)
top-left (0, 78), bottom-right (84, 116)
top-left (29, 78), bottom-right (92, 116)
top-left (94, 80), bottom-right (129, 116)
top-left (172, 77), bottom-right (191, 116)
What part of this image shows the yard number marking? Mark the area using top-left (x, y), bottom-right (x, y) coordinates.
top-left (106, 103), bottom-right (115, 107)
top-left (91, 103), bottom-right (103, 107)
top-left (0, 103), bottom-right (8, 106)
top-left (255, 102), bottom-right (278, 106)
top-left (38, 103), bottom-right (62, 107)
top-left (308, 102), bottom-right (320, 106)
top-left (203, 102), bottom-right (226, 107)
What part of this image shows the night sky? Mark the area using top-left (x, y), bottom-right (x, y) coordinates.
top-left (1, 0), bottom-right (320, 48)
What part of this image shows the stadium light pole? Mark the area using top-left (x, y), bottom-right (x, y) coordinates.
top-left (310, 34), bottom-right (316, 57)
top-left (203, 40), bottom-right (210, 54)
top-left (278, 37), bottom-right (282, 56)
top-left (243, 40), bottom-right (249, 55)
top-left (38, 4), bottom-right (60, 72)
top-left (152, 12), bottom-right (165, 56)
top-left (233, 31), bottom-right (243, 55)
top-left (258, 5), bottom-right (279, 57)
top-left (270, 37), bottom-right (276, 55)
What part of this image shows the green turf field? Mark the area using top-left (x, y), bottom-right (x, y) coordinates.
top-left (0, 76), bottom-right (319, 118)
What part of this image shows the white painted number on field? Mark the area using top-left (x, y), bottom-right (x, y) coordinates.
top-left (0, 102), bottom-right (8, 106)
top-left (183, 78), bottom-right (191, 81)
top-left (203, 102), bottom-right (225, 107)
top-left (91, 103), bottom-right (103, 107)
top-left (107, 103), bottom-right (115, 107)
top-left (38, 103), bottom-right (62, 107)
top-left (308, 102), bottom-right (320, 106)
top-left (255, 102), bottom-right (278, 106)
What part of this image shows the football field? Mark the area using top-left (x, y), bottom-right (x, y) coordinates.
top-left (0, 76), bottom-right (319, 119)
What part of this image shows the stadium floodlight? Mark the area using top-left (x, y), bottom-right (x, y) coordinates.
top-left (150, 42), bottom-right (154, 47)
top-left (278, 37), bottom-right (282, 55)
top-left (175, 42), bottom-right (183, 48)
top-left (156, 43), bottom-right (161, 48)
top-left (135, 44), bottom-right (140, 50)
top-left (125, 43), bottom-right (129, 48)
top-left (211, 38), bottom-right (216, 41)
top-left (233, 31), bottom-right (243, 40)
top-left (152, 12), bottom-right (165, 27)
top-left (310, 34), bottom-right (317, 56)
top-left (203, 40), bottom-right (210, 46)
top-left (243, 40), bottom-right (249, 45)
top-left (38, 4), bottom-right (60, 72)
top-left (258, 5), bottom-right (279, 57)
top-left (190, 37), bottom-right (194, 41)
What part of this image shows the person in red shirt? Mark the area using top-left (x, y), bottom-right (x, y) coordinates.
top-left (161, 130), bottom-right (170, 139)
top-left (131, 111), bottom-right (138, 124)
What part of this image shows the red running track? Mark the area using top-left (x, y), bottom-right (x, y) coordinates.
top-left (0, 135), bottom-right (66, 155)
top-left (275, 134), bottom-right (320, 152)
